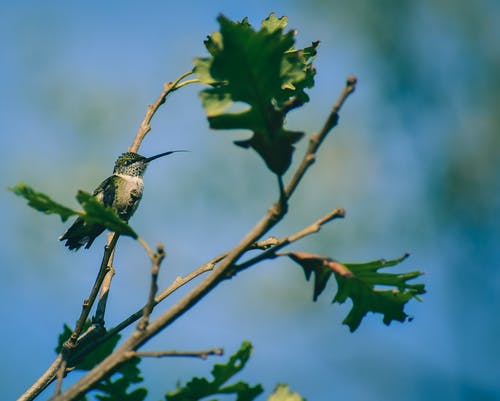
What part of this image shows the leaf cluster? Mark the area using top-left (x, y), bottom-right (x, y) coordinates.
top-left (288, 252), bottom-right (426, 331)
top-left (10, 182), bottom-right (137, 238)
top-left (54, 332), bottom-right (301, 401)
top-left (166, 341), bottom-right (263, 401)
top-left (195, 13), bottom-right (318, 175)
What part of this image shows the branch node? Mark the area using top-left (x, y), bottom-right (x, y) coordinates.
top-left (305, 153), bottom-right (316, 164)
top-left (346, 75), bottom-right (357, 88)
top-left (250, 236), bottom-right (280, 250)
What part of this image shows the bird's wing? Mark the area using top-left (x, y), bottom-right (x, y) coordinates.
top-left (93, 175), bottom-right (116, 207)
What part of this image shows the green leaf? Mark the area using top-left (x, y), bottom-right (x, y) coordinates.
top-left (261, 13), bottom-right (289, 33)
top-left (11, 183), bottom-right (137, 238)
top-left (55, 323), bottom-right (76, 354)
top-left (76, 191), bottom-right (137, 238)
top-left (166, 341), bottom-right (263, 401)
top-left (288, 252), bottom-right (425, 332)
top-left (10, 182), bottom-right (77, 222)
top-left (91, 358), bottom-right (147, 401)
top-left (268, 384), bottom-right (305, 401)
top-left (195, 13), bottom-right (318, 175)
top-left (337, 254), bottom-right (425, 331)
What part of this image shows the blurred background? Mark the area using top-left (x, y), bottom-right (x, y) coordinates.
top-left (1, 1), bottom-right (499, 400)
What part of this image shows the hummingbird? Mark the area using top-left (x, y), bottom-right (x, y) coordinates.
top-left (59, 150), bottom-right (185, 250)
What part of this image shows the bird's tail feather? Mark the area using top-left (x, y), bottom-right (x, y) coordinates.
top-left (59, 218), bottom-right (105, 251)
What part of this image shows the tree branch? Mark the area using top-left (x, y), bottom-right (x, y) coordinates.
top-left (17, 356), bottom-right (63, 401)
top-left (285, 76), bottom-right (357, 199)
top-left (67, 235), bottom-right (283, 367)
top-left (229, 207), bottom-right (346, 276)
top-left (130, 348), bottom-right (223, 360)
top-left (50, 77), bottom-right (356, 401)
top-left (53, 360), bottom-right (67, 398)
top-left (137, 244), bottom-right (166, 331)
top-left (101, 249), bottom-right (226, 341)
top-left (93, 236), bottom-right (117, 325)
top-left (18, 235), bottom-right (119, 401)
top-left (63, 233), bottom-right (119, 350)
top-left (129, 69), bottom-right (196, 153)
top-left (287, 207), bottom-right (346, 243)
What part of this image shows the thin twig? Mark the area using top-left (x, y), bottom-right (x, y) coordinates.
top-left (277, 175), bottom-right (288, 214)
top-left (94, 268), bottom-right (115, 324)
top-left (64, 233), bottom-right (119, 349)
top-left (93, 237), bottom-right (117, 325)
top-left (52, 234), bottom-right (119, 398)
top-left (137, 237), bottom-right (155, 261)
top-left (101, 250), bottom-right (227, 341)
top-left (230, 207), bottom-right (346, 275)
top-left (74, 236), bottom-right (280, 351)
top-left (287, 207), bottom-right (346, 243)
top-left (129, 69), bottom-right (196, 153)
top-left (130, 348), bottom-right (224, 359)
top-left (53, 359), bottom-right (67, 397)
top-left (137, 244), bottom-right (166, 331)
top-left (17, 233), bottom-right (119, 401)
top-left (174, 78), bottom-right (201, 89)
top-left (17, 355), bottom-right (63, 401)
top-left (285, 76), bottom-right (357, 199)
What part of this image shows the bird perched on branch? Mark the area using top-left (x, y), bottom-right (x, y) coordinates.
top-left (60, 151), bottom-right (185, 250)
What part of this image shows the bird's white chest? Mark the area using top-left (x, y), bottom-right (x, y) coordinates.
top-left (114, 174), bottom-right (144, 211)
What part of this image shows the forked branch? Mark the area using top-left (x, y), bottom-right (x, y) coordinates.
top-left (50, 76), bottom-right (356, 401)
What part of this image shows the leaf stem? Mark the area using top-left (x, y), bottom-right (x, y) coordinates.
top-left (137, 236), bottom-right (155, 261)
top-left (174, 78), bottom-right (201, 89)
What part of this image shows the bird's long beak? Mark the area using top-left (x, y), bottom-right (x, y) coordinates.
top-left (145, 150), bottom-right (188, 163)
